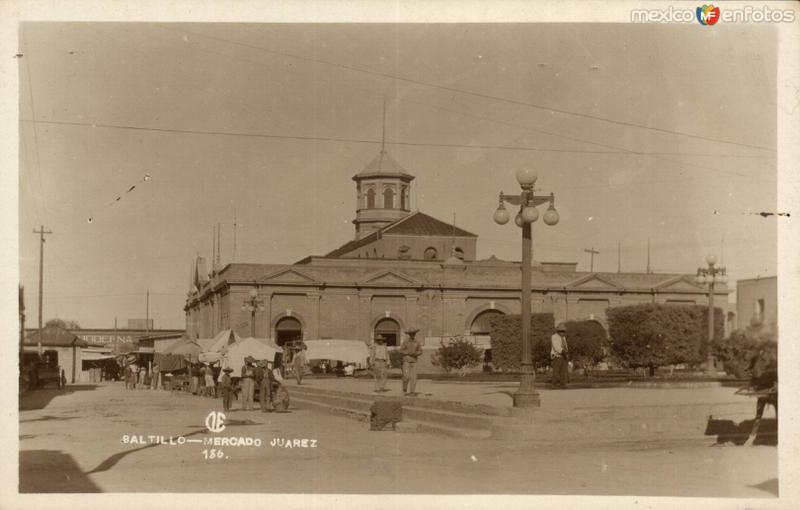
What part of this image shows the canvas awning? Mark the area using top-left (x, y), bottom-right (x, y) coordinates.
top-left (206, 329), bottom-right (242, 353)
top-left (304, 339), bottom-right (369, 365)
top-left (219, 337), bottom-right (280, 373)
top-left (82, 351), bottom-right (115, 361)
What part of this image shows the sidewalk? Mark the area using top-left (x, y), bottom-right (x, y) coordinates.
top-left (286, 376), bottom-right (765, 443)
top-left (287, 376), bottom-right (755, 414)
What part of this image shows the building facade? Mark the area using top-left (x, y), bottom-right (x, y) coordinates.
top-left (185, 149), bottom-right (729, 348)
top-left (736, 276), bottom-right (777, 329)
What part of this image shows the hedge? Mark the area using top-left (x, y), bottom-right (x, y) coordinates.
top-left (562, 320), bottom-right (606, 368)
top-left (430, 337), bottom-right (483, 376)
top-left (713, 323), bottom-right (777, 378)
top-left (489, 313), bottom-right (555, 371)
top-left (606, 303), bottom-right (724, 369)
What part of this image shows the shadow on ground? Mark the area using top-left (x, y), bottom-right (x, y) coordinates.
top-left (19, 450), bottom-right (101, 493)
top-left (19, 385), bottom-right (99, 411)
top-left (705, 417), bottom-right (777, 446)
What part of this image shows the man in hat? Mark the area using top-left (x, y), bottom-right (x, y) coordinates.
top-left (219, 367), bottom-right (234, 412)
top-left (370, 335), bottom-right (390, 392)
top-left (257, 360), bottom-right (273, 413)
top-left (292, 344), bottom-right (308, 385)
top-left (398, 328), bottom-right (423, 395)
top-left (551, 323), bottom-right (569, 389)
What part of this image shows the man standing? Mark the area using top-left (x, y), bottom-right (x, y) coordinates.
top-left (219, 367), bottom-right (234, 412)
top-left (292, 345), bottom-right (307, 385)
top-left (370, 335), bottom-right (390, 392)
top-left (257, 361), bottom-right (273, 413)
top-left (550, 323), bottom-right (569, 389)
top-left (151, 363), bottom-right (160, 391)
top-left (240, 357), bottom-right (256, 411)
top-left (399, 328), bottom-right (422, 396)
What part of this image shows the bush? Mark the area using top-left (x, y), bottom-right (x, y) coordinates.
top-left (489, 313), bottom-right (555, 371)
top-left (714, 323), bottom-right (777, 378)
top-left (563, 320), bottom-right (606, 368)
top-left (431, 337), bottom-right (483, 376)
top-left (607, 303), bottom-right (724, 372)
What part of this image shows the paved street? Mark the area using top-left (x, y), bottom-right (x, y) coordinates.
top-left (18, 382), bottom-right (777, 496)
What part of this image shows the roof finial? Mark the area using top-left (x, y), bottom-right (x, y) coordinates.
top-left (381, 98), bottom-right (387, 153)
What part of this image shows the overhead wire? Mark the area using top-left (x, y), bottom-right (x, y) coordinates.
top-left (169, 26), bottom-right (776, 153)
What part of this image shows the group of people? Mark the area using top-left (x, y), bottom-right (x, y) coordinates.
top-left (369, 328), bottom-right (423, 395)
top-left (124, 362), bottom-right (161, 390)
top-left (228, 355), bottom-right (290, 413)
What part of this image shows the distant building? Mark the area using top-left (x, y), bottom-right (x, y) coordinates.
top-left (185, 148), bottom-right (729, 352)
top-left (23, 326), bottom-right (88, 384)
top-left (127, 318), bottom-right (154, 330)
top-left (736, 276), bottom-right (777, 329)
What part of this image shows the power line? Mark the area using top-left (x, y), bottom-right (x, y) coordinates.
top-left (169, 27), bottom-right (775, 153)
top-left (18, 118), bottom-right (644, 155)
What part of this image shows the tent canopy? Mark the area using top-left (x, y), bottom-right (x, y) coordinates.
top-left (219, 337), bottom-right (280, 373)
top-left (161, 339), bottom-right (202, 362)
top-left (304, 339), bottom-right (369, 365)
top-left (206, 329), bottom-right (242, 353)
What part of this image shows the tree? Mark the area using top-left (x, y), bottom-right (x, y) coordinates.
top-left (563, 320), bottom-right (606, 369)
top-left (45, 318), bottom-right (81, 329)
top-left (488, 313), bottom-right (555, 371)
top-left (607, 303), bottom-right (723, 374)
top-left (431, 337), bottom-right (483, 376)
top-left (713, 322), bottom-right (777, 378)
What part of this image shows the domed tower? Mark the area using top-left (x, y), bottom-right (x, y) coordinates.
top-left (352, 148), bottom-right (415, 240)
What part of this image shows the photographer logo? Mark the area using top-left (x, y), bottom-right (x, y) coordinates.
top-left (205, 411), bottom-right (227, 433)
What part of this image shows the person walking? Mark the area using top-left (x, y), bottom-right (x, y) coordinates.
top-left (240, 357), bottom-right (256, 411)
top-left (370, 335), bottom-right (390, 392)
top-left (124, 364), bottom-right (132, 390)
top-left (292, 345), bottom-right (307, 385)
top-left (139, 366), bottom-right (148, 390)
top-left (219, 367), bottom-right (234, 412)
top-left (189, 364), bottom-right (200, 395)
top-left (550, 323), bottom-right (569, 389)
top-left (399, 328), bottom-right (422, 396)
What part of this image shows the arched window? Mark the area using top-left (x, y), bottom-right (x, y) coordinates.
top-left (470, 309), bottom-right (505, 335)
top-left (424, 247), bottom-right (438, 260)
top-left (275, 316), bottom-right (303, 346)
top-left (383, 187), bottom-right (395, 209)
top-left (375, 318), bottom-right (401, 347)
top-left (454, 247), bottom-right (464, 260)
top-left (366, 188), bottom-right (376, 209)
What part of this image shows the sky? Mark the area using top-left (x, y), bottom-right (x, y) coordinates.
top-left (18, 22), bottom-right (778, 330)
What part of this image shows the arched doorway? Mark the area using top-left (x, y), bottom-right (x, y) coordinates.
top-left (470, 309), bottom-right (505, 335)
top-left (275, 317), bottom-right (303, 346)
top-left (374, 318), bottom-right (400, 347)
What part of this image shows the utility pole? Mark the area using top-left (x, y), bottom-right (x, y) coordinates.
top-left (617, 241), bottom-right (621, 273)
top-left (114, 316), bottom-right (118, 355)
top-left (146, 289), bottom-right (150, 333)
top-left (646, 237), bottom-right (652, 273)
top-left (33, 225), bottom-right (52, 355)
top-left (584, 247), bottom-right (600, 272)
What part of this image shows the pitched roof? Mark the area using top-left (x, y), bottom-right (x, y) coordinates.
top-left (383, 212), bottom-right (477, 237)
top-left (353, 150), bottom-right (415, 180)
top-left (24, 326), bottom-right (88, 347)
top-left (323, 211), bottom-right (477, 258)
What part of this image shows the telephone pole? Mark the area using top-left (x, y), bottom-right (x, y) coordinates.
top-left (33, 225), bottom-right (52, 354)
top-left (145, 289), bottom-right (150, 333)
top-left (584, 247), bottom-right (600, 272)
top-left (617, 241), bottom-right (621, 273)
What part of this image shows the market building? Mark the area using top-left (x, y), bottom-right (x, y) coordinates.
top-left (184, 148), bottom-right (729, 351)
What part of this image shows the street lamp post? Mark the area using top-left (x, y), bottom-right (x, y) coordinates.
top-left (493, 167), bottom-right (559, 408)
top-left (241, 289), bottom-right (265, 337)
top-left (695, 254), bottom-right (727, 374)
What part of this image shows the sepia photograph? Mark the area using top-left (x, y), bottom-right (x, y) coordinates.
top-left (4, 1), bottom-right (799, 508)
